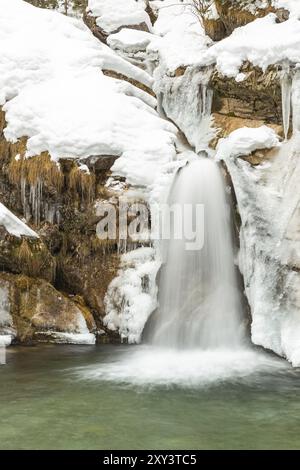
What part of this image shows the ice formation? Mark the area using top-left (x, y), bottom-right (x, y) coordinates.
top-left (217, 124), bottom-right (300, 366)
top-left (103, 247), bottom-right (160, 344)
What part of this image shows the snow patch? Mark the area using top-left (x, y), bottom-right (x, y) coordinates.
top-left (88, 0), bottom-right (152, 35)
top-left (36, 331), bottom-right (96, 345)
top-left (203, 14), bottom-right (300, 77)
top-left (0, 202), bottom-right (39, 238)
top-left (216, 126), bottom-right (280, 160)
top-left (149, 0), bottom-right (211, 73)
top-left (1, 0), bottom-right (180, 179)
top-left (272, 0), bottom-right (300, 18)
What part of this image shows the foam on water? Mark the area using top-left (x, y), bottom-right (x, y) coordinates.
top-left (76, 346), bottom-right (287, 388)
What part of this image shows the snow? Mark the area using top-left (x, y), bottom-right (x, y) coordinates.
top-left (108, 29), bottom-right (153, 53)
top-left (104, 247), bottom-right (160, 344)
top-left (216, 126), bottom-right (280, 160)
top-left (0, 0), bottom-right (179, 191)
top-left (36, 331), bottom-right (96, 345)
top-left (107, 28), bottom-right (154, 70)
top-left (272, 0), bottom-right (300, 18)
top-left (0, 202), bottom-right (39, 238)
top-left (149, 0), bottom-right (211, 73)
top-left (36, 311), bottom-right (96, 344)
top-left (112, 77), bottom-right (157, 109)
top-left (0, 0), bottom-right (152, 105)
top-left (203, 14), bottom-right (300, 78)
top-left (88, 0), bottom-right (152, 35)
top-left (0, 335), bottom-right (12, 347)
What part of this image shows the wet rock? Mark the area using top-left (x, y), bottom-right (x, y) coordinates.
top-left (0, 272), bottom-right (96, 344)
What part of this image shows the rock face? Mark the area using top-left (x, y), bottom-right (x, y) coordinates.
top-left (0, 105), bottom-right (121, 343)
top-left (211, 64), bottom-right (283, 124)
top-left (0, 272), bottom-right (96, 344)
top-left (0, 0), bottom-right (169, 345)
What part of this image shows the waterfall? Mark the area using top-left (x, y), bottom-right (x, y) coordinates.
top-left (148, 156), bottom-right (246, 349)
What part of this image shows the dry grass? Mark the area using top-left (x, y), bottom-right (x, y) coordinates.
top-left (68, 164), bottom-right (95, 202)
top-left (8, 152), bottom-right (64, 192)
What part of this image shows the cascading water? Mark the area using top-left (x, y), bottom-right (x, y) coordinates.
top-left (83, 154), bottom-right (283, 387)
top-left (148, 156), bottom-right (246, 350)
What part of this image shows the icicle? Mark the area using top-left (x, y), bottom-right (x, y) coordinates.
top-left (21, 177), bottom-right (26, 213)
top-left (292, 68), bottom-right (300, 134)
top-left (281, 63), bottom-right (292, 140)
top-left (29, 178), bottom-right (43, 225)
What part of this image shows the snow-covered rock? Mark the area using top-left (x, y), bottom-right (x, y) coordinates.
top-left (87, 0), bottom-right (152, 36)
top-left (107, 28), bottom-right (154, 70)
top-left (0, 202), bottom-right (38, 238)
top-left (203, 13), bottom-right (300, 78)
top-left (217, 127), bottom-right (300, 366)
top-left (149, 0), bottom-right (211, 74)
top-left (0, 0), bottom-right (178, 193)
top-left (35, 331), bottom-right (96, 345)
top-left (272, 0), bottom-right (300, 18)
top-left (0, 273), bottom-right (97, 345)
top-left (216, 126), bottom-right (280, 159)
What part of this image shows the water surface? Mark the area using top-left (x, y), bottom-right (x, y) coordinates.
top-left (0, 344), bottom-right (300, 450)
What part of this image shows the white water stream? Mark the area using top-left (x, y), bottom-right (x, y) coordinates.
top-left (149, 157), bottom-right (246, 349)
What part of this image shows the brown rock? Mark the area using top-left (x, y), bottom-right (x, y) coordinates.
top-left (211, 64), bottom-right (283, 123)
top-left (0, 272), bottom-right (96, 343)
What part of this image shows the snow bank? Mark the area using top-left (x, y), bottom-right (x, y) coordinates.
top-left (0, 202), bottom-right (39, 238)
top-left (0, 0), bottom-right (178, 190)
top-left (4, 71), bottom-right (176, 169)
top-left (273, 0), bottom-right (300, 18)
top-left (104, 247), bottom-right (160, 343)
top-left (87, 0), bottom-right (151, 35)
top-left (203, 14), bottom-right (300, 77)
top-left (0, 0), bottom-right (175, 186)
top-left (149, 0), bottom-right (211, 73)
top-left (216, 126), bottom-right (280, 160)
top-left (218, 127), bottom-right (300, 366)
top-left (107, 28), bottom-right (154, 69)
top-left (0, 0), bottom-right (152, 104)
top-left (108, 29), bottom-right (153, 53)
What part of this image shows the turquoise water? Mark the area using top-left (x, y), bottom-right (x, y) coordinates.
top-left (1, 344), bottom-right (300, 450)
